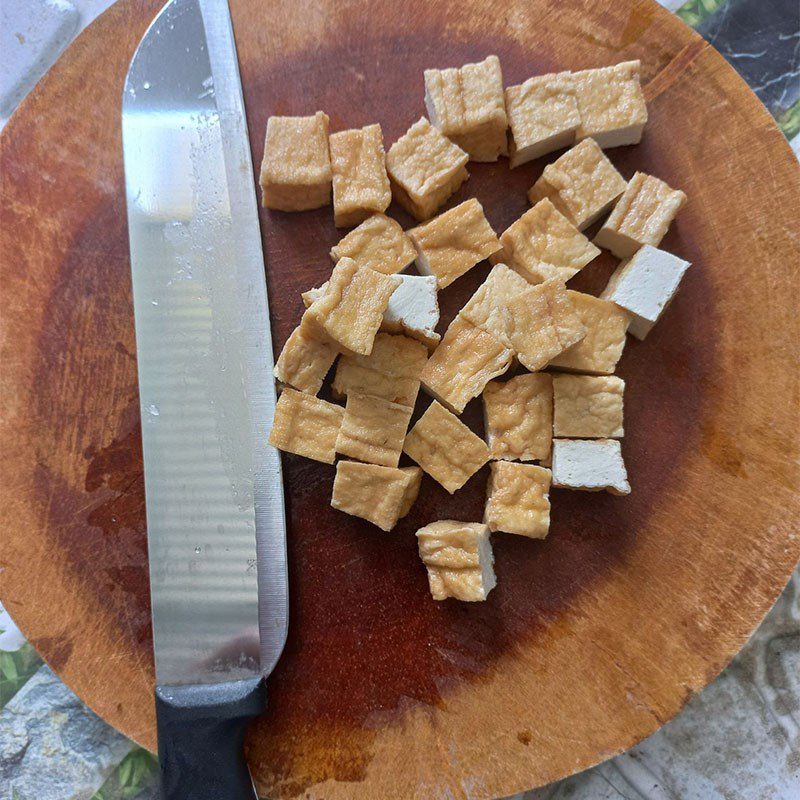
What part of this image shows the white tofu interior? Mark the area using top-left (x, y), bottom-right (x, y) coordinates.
top-left (476, 530), bottom-right (497, 598)
top-left (381, 274), bottom-right (440, 345)
top-left (551, 438), bottom-right (630, 495)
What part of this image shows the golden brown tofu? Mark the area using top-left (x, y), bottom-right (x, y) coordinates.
top-left (269, 388), bottom-right (343, 464)
top-left (273, 314), bottom-right (338, 395)
top-left (504, 279), bottom-right (586, 372)
top-left (386, 117), bottom-right (469, 221)
top-left (594, 172), bottom-right (686, 258)
top-left (549, 291), bottom-right (630, 374)
top-left (491, 199), bottom-right (600, 284)
top-left (420, 316), bottom-right (513, 414)
top-left (403, 400), bottom-right (489, 493)
top-left (260, 112), bottom-right (332, 211)
top-left (335, 393), bottom-right (414, 467)
top-left (484, 461), bottom-right (552, 538)
top-left (332, 461), bottom-right (422, 531)
top-left (416, 521), bottom-right (496, 601)
top-left (329, 124), bottom-right (391, 228)
top-left (483, 373), bottom-right (553, 462)
top-left (424, 55), bottom-right (508, 162)
top-left (460, 263), bottom-right (531, 346)
top-left (330, 213), bottom-right (417, 275)
top-left (408, 199), bottom-right (502, 289)
top-left (553, 374), bottom-right (624, 438)
top-left (527, 138), bottom-right (627, 231)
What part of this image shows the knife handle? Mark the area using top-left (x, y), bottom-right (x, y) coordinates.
top-left (155, 677), bottom-right (265, 800)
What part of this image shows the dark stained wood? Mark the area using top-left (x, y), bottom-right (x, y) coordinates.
top-left (1, 0), bottom-right (799, 797)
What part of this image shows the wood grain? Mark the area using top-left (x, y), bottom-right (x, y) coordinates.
top-left (1, 0), bottom-right (799, 797)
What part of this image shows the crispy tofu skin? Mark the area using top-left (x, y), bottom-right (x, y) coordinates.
top-left (460, 263), bottom-right (531, 346)
top-left (335, 393), bottom-right (414, 467)
top-left (484, 461), bottom-right (552, 538)
top-left (273, 313), bottom-right (338, 395)
top-left (551, 438), bottom-right (630, 495)
top-left (268, 388), bottom-right (343, 464)
top-left (330, 213), bottom-right (417, 275)
top-left (553, 374), bottom-right (625, 438)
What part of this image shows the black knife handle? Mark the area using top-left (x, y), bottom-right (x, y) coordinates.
top-left (155, 677), bottom-right (265, 800)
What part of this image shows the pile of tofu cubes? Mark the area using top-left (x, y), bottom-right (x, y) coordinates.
top-left (262, 57), bottom-right (690, 602)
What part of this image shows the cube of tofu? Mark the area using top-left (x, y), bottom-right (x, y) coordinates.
top-left (600, 245), bottom-right (691, 340)
top-left (594, 172), bottom-right (687, 258)
top-left (273, 313), bottom-right (338, 395)
top-left (260, 112), bottom-right (332, 211)
top-left (269, 388), bottom-right (343, 464)
top-left (483, 373), bottom-right (553, 462)
top-left (460, 263), bottom-right (531, 346)
top-left (420, 316), bottom-right (513, 414)
top-left (504, 279), bottom-right (586, 372)
top-left (527, 138), bottom-right (627, 231)
top-left (335, 393), bottom-right (414, 467)
top-left (329, 124), bottom-right (391, 228)
top-left (549, 290), bottom-right (630, 374)
top-left (409, 199), bottom-right (502, 288)
top-left (424, 55), bottom-right (508, 162)
top-left (484, 462), bottom-right (552, 538)
top-left (416, 521), bottom-right (496, 601)
top-left (403, 401), bottom-right (490, 493)
top-left (505, 72), bottom-right (580, 167)
top-left (381, 274), bottom-right (441, 349)
top-left (330, 213), bottom-right (417, 275)
top-left (332, 461), bottom-right (422, 531)
top-left (572, 61), bottom-right (648, 149)
top-left (553, 374), bottom-right (624, 438)
top-left (386, 117), bottom-right (469, 221)
top-left (551, 438), bottom-right (630, 495)
top-left (333, 332), bottom-right (428, 407)
top-left (306, 257), bottom-right (399, 355)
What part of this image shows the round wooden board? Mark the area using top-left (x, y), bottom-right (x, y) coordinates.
top-left (1, 0), bottom-right (799, 797)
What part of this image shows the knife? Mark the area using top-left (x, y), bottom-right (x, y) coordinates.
top-left (121, 0), bottom-right (288, 797)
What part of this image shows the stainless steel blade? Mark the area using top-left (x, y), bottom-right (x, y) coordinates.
top-left (122, 0), bottom-right (287, 686)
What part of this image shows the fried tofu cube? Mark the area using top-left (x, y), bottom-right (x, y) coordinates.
top-left (505, 72), bottom-right (580, 167)
top-left (551, 438), bottom-right (630, 495)
top-left (553, 375), bottom-right (624, 438)
top-left (504, 279), bottom-right (586, 372)
top-left (460, 263), bottom-right (531, 346)
top-left (409, 199), bottom-right (502, 288)
top-left (403, 401), bottom-right (490, 493)
top-left (332, 461), bottom-right (422, 531)
top-left (484, 462), bottom-right (552, 538)
top-left (600, 245), bottom-right (691, 340)
top-left (380, 274), bottom-right (441, 349)
top-left (273, 314), bottom-right (338, 395)
top-left (416, 521), bottom-right (496, 601)
top-left (420, 316), bottom-right (513, 414)
top-left (335, 393), bottom-right (414, 467)
top-left (269, 388), bottom-right (343, 464)
top-left (386, 117), bottom-right (469, 221)
top-left (330, 213), bottom-right (417, 275)
top-left (594, 172), bottom-right (687, 259)
top-left (572, 61), bottom-right (648, 149)
top-left (549, 291), bottom-right (630, 374)
top-left (329, 124), bottom-right (391, 228)
top-left (483, 373), bottom-right (553, 462)
top-left (528, 138), bottom-right (627, 231)
top-left (424, 55), bottom-right (508, 162)
top-left (260, 112), bottom-right (332, 211)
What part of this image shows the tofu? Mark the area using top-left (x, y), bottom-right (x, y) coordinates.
top-left (460, 263), bottom-right (531, 346)
top-left (306, 257), bottom-right (399, 355)
top-left (269, 388), bottom-right (343, 464)
top-left (381, 274), bottom-right (441, 349)
top-left (527, 138), bottom-right (627, 231)
top-left (329, 124), bottom-right (391, 227)
top-left (386, 117), bottom-right (469, 221)
top-left (420, 316), bottom-right (513, 414)
top-left (332, 461), bottom-right (422, 531)
top-left (416, 521), bottom-right (496, 601)
top-left (333, 332), bottom-right (428, 407)
top-left (505, 72), bottom-right (580, 167)
top-left (273, 314), bottom-right (338, 395)
top-left (482, 373), bottom-right (553, 462)
top-left (552, 374), bottom-right (624, 438)
top-left (424, 55), bottom-right (508, 162)
top-left (503, 279), bottom-right (586, 372)
top-left (403, 400), bottom-right (490, 493)
top-left (551, 438), bottom-right (630, 495)
top-left (409, 198), bottom-right (502, 288)
top-left (259, 112), bottom-right (332, 211)
top-left (594, 172), bottom-right (687, 258)
top-left (330, 213), bottom-right (417, 275)
top-left (491, 199), bottom-right (600, 284)
top-left (484, 462), bottom-right (552, 538)
top-left (600, 245), bottom-right (691, 340)
top-left (572, 61), bottom-right (648, 149)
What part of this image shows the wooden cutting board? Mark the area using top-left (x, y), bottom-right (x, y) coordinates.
top-left (1, 0), bottom-right (798, 797)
